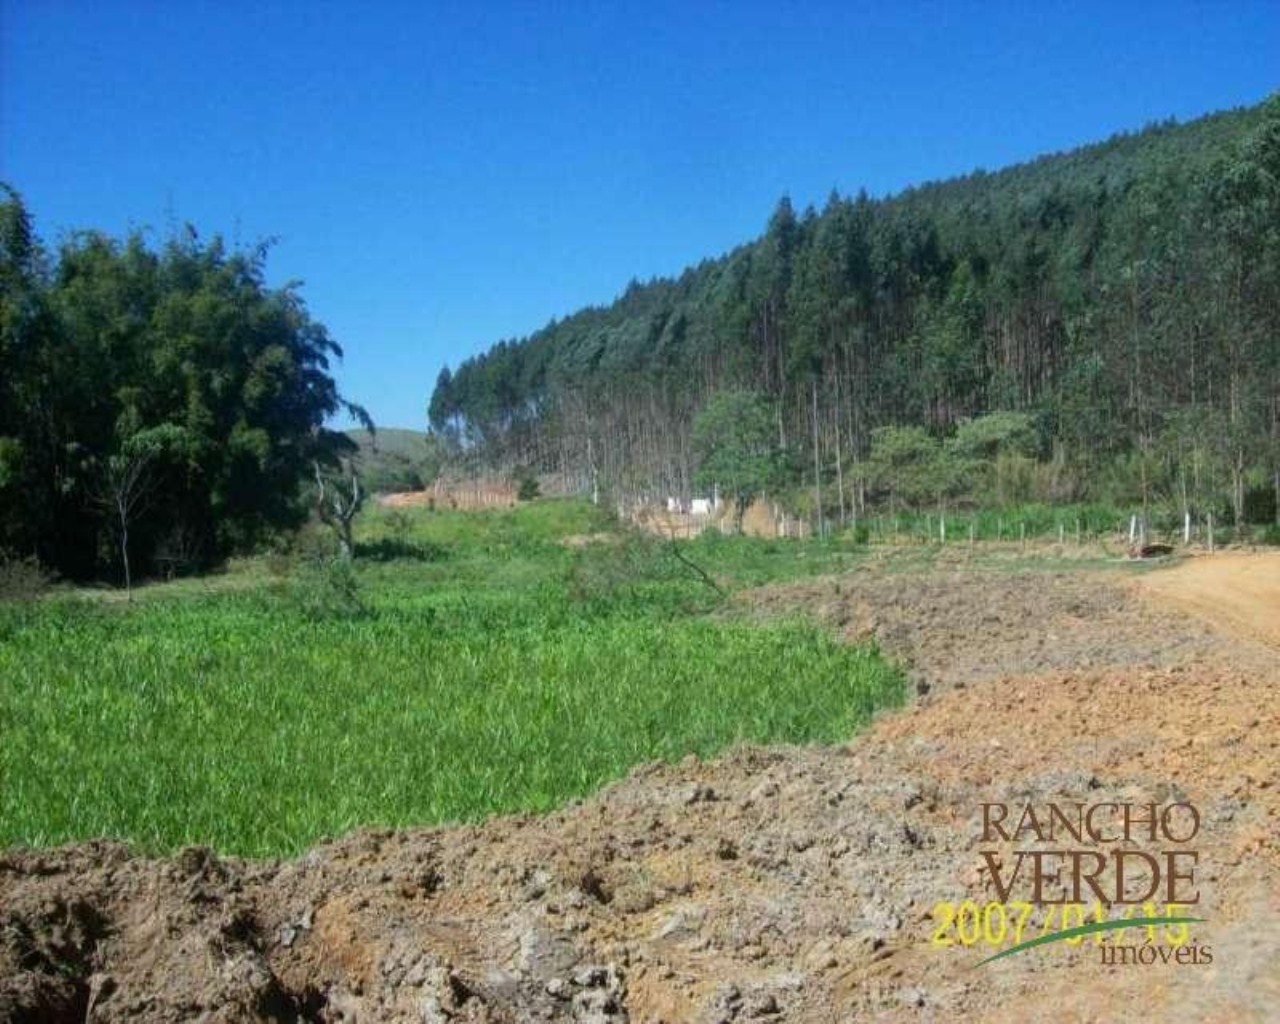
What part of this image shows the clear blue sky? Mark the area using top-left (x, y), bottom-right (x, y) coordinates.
top-left (3, 2), bottom-right (1277, 429)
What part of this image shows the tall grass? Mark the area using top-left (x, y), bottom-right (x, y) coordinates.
top-left (0, 500), bottom-right (903, 856)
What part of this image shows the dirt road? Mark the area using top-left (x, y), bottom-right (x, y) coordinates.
top-left (3, 553), bottom-right (1277, 1022)
top-left (1132, 551), bottom-right (1280, 650)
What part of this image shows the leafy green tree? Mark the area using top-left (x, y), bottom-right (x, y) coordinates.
top-left (862, 426), bottom-right (946, 512)
top-left (947, 411), bottom-right (1037, 504)
top-left (91, 423), bottom-right (188, 598)
top-left (692, 391), bottom-right (781, 532)
top-left (0, 191), bottom-right (369, 579)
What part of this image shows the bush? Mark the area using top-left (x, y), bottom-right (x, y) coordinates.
top-left (383, 509), bottom-right (413, 542)
top-left (565, 531), bottom-right (724, 617)
top-left (0, 552), bottom-right (53, 602)
top-left (516, 474), bottom-right (541, 502)
top-left (354, 538), bottom-right (446, 563)
top-left (289, 556), bottom-right (368, 621)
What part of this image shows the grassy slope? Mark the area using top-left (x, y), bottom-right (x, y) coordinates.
top-left (0, 501), bottom-right (903, 856)
top-left (346, 427), bottom-right (428, 460)
top-left (344, 427), bottom-right (432, 493)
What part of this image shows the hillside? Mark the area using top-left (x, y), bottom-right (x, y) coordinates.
top-left (345, 428), bottom-right (437, 493)
top-left (430, 95), bottom-right (1280, 527)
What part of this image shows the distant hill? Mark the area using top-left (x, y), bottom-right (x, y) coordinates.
top-left (346, 428), bottom-right (437, 493)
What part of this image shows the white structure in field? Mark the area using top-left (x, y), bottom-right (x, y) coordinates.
top-left (665, 486), bottom-right (722, 517)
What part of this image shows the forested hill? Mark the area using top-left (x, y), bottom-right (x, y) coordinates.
top-left (429, 95), bottom-right (1280, 526)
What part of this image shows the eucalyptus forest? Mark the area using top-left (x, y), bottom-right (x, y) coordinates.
top-left (430, 96), bottom-right (1280, 531)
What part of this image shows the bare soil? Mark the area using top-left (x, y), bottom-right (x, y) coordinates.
top-left (4, 554), bottom-right (1278, 1023)
top-left (1131, 550), bottom-right (1280, 650)
top-left (630, 501), bottom-right (808, 541)
top-left (379, 482), bottom-right (516, 511)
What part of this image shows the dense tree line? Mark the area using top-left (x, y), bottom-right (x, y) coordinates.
top-left (0, 187), bottom-right (367, 581)
top-left (431, 96), bottom-right (1280, 528)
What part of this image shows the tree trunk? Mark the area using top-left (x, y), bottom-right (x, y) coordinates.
top-left (810, 378), bottom-right (824, 538)
top-left (1232, 448), bottom-right (1245, 528)
top-left (118, 498), bottom-right (132, 601)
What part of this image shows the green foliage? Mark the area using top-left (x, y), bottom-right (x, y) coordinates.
top-left (0, 190), bottom-right (364, 580)
top-left (948, 411), bottom-right (1037, 462)
top-left (515, 468), bottom-right (541, 501)
top-left (563, 530), bottom-right (725, 616)
top-left (0, 500), bottom-right (904, 856)
top-left (692, 390), bottom-right (782, 527)
top-left (861, 426), bottom-right (949, 509)
top-left (288, 555), bottom-right (368, 622)
top-left (353, 537), bottom-right (446, 563)
top-left (945, 412), bottom-right (1039, 505)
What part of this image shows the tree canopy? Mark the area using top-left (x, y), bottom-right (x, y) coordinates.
top-left (691, 390), bottom-right (782, 528)
top-left (0, 189), bottom-right (367, 579)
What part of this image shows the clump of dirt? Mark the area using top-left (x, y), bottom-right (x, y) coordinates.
top-left (3, 557), bottom-right (1278, 1022)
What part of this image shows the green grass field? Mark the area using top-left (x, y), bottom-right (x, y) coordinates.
top-left (0, 500), bottom-right (904, 856)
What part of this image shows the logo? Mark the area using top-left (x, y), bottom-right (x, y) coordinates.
top-left (930, 800), bottom-right (1211, 967)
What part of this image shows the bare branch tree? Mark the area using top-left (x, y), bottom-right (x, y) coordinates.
top-left (92, 450), bottom-right (155, 601)
top-left (314, 458), bottom-right (363, 559)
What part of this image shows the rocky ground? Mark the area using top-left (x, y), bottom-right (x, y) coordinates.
top-left (3, 552), bottom-right (1278, 1023)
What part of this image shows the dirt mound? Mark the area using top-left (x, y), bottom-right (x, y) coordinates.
top-left (4, 555), bottom-right (1278, 1022)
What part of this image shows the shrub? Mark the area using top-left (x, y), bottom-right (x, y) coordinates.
top-left (516, 474), bottom-right (541, 502)
top-left (0, 552), bottom-right (53, 602)
top-left (289, 556), bottom-right (368, 621)
top-left (354, 538), bottom-right (445, 562)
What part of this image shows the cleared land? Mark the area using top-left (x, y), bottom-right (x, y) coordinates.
top-left (2, 531), bottom-right (1278, 1022)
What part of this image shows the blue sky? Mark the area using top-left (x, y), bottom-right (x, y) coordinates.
top-left (3, 2), bottom-right (1278, 429)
